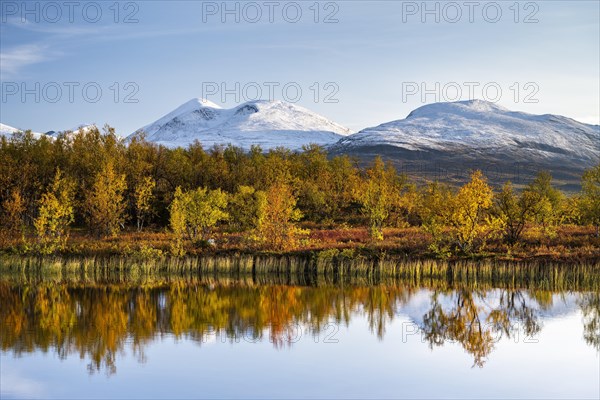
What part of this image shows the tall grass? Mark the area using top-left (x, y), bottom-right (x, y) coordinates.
top-left (1, 253), bottom-right (599, 290)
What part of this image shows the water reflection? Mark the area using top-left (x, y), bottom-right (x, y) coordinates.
top-left (0, 279), bottom-right (598, 374)
top-left (421, 290), bottom-right (543, 367)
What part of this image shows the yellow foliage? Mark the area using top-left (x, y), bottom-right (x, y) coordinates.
top-left (85, 162), bottom-right (127, 237)
top-left (1, 189), bottom-right (25, 237)
top-left (34, 169), bottom-right (75, 254)
top-left (254, 183), bottom-right (306, 250)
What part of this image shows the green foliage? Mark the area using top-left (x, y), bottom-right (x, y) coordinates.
top-left (133, 176), bottom-right (155, 231)
top-left (127, 244), bottom-right (164, 260)
top-left (579, 164), bottom-right (600, 236)
top-left (228, 185), bottom-right (267, 232)
top-left (85, 162), bottom-right (128, 237)
top-left (524, 171), bottom-right (564, 238)
top-left (419, 171), bottom-right (494, 255)
top-left (418, 182), bottom-right (454, 256)
top-left (169, 186), bottom-right (229, 248)
top-left (358, 157), bottom-right (403, 241)
top-left (169, 187), bottom-right (187, 256)
top-left (493, 181), bottom-right (538, 244)
top-left (33, 169), bottom-right (75, 254)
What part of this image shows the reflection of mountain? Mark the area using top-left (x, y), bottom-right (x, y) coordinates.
top-left (0, 281), bottom-right (597, 373)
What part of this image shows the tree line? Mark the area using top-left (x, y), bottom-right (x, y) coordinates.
top-left (0, 126), bottom-right (598, 255)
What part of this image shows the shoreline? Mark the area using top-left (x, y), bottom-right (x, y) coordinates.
top-left (1, 225), bottom-right (599, 265)
top-left (2, 252), bottom-right (600, 290)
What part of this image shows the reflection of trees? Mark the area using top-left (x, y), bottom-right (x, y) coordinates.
top-left (0, 281), bottom-right (414, 373)
top-left (0, 281), bottom-right (593, 373)
top-left (421, 290), bottom-right (541, 367)
top-left (578, 293), bottom-right (600, 350)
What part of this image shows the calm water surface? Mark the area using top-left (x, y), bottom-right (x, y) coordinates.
top-left (1, 276), bottom-right (598, 399)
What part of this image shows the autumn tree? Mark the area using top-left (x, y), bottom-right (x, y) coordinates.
top-left (228, 185), bottom-right (267, 232)
top-left (169, 187), bottom-right (229, 245)
top-left (579, 164), bottom-right (600, 237)
top-left (449, 170), bottom-right (494, 253)
top-left (418, 181), bottom-right (454, 255)
top-left (133, 176), bottom-right (155, 231)
top-left (493, 181), bottom-right (538, 244)
top-left (327, 155), bottom-right (361, 221)
top-left (85, 162), bottom-right (127, 237)
top-left (169, 187), bottom-right (187, 256)
top-left (358, 157), bottom-right (402, 240)
top-left (524, 171), bottom-right (563, 238)
top-left (295, 145), bottom-right (333, 222)
top-left (1, 189), bottom-right (26, 239)
top-left (34, 169), bottom-right (75, 253)
top-left (255, 183), bottom-right (304, 250)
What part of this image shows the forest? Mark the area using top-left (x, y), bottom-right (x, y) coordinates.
top-left (0, 125), bottom-right (599, 261)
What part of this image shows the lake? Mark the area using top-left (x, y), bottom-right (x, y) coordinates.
top-left (1, 265), bottom-right (599, 399)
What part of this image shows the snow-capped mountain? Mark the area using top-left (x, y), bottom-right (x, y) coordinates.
top-left (65, 123), bottom-right (99, 134)
top-left (331, 100), bottom-right (600, 187)
top-left (129, 98), bottom-right (352, 150)
top-left (0, 123), bottom-right (44, 139)
top-left (334, 100), bottom-right (599, 160)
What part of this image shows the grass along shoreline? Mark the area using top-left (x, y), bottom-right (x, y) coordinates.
top-left (2, 252), bottom-right (600, 291)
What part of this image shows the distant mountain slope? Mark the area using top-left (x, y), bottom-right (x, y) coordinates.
top-left (0, 123), bottom-right (44, 139)
top-left (129, 98), bottom-right (352, 150)
top-left (330, 100), bottom-right (600, 188)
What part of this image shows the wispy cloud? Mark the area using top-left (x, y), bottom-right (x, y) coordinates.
top-left (3, 16), bottom-right (100, 35)
top-left (0, 44), bottom-right (54, 78)
top-left (0, 19), bottom-right (218, 78)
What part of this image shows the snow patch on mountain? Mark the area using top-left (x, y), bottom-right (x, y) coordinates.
top-left (130, 98), bottom-right (352, 150)
top-left (334, 100), bottom-right (600, 163)
top-left (0, 123), bottom-right (44, 139)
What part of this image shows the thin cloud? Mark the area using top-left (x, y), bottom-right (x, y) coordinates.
top-left (0, 44), bottom-right (53, 78)
top-left (3, 17), bottom-right (100, 35)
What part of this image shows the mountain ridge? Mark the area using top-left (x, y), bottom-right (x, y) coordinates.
top-left (2, 99), bottom-right (598, 187)
top-left (128, 98), bottom-right (352, 150)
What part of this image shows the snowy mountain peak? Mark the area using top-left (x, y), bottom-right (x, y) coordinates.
top-left (0, 123), bottom-right (20, 136)
top-left (458, 99), bottom-right (509, 112)
top-left (407, 99), bottom-right (508, 119)
top-left (0, 123), bottom-right (44, 139)
top-left (332, 100), bottom-right (599, 185)
top-left (131, 99), bottom-right (352, 150)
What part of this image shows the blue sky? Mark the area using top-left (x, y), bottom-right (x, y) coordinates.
top-left (1, 1), bottom-right (599, 136)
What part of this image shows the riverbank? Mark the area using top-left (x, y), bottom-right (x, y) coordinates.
top-left (1, 225), bottom-right (599, 264)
